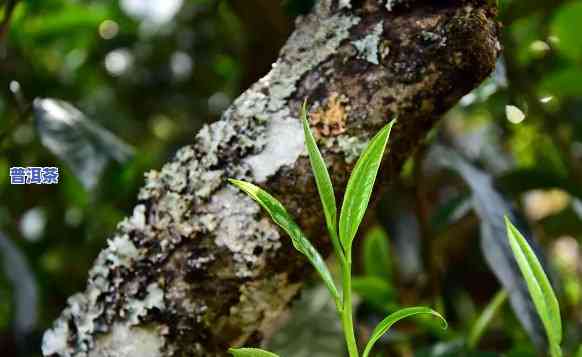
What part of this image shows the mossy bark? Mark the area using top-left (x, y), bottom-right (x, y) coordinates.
top-left (43, 1), bottom-right (500, 356)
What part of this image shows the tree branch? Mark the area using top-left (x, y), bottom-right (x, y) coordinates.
top-left (42, 1), bottom-right (500, 356)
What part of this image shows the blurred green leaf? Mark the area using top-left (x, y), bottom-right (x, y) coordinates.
top-left (540, 68), bottom-right (582, 98)
top-left (468, 290), bottom-right (508, 349)
top-left (550, 2), bottom-right (582, 61)
top-left (352, 276), bottom-right (394, 310)
top-left (363, 226), bottom-right (391, 279)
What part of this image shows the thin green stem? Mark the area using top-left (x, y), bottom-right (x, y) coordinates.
top-left (329, 228), bottom-right (346, 265)
top-left (341, 254), bottom-right (359, 357)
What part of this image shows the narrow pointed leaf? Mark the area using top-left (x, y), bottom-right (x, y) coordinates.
top-left (362, 306), bottom-right (447, 357)
top-left (301, 102), bottom-right (341, 257)
top-left (468, 290), bottom-right (508, 349)
top-left (339, 120), bottom-right (395, 252)
top-left (505, 217), bottom-right (562, 352)
top-left (229, 179), bottom-right (340, 304)
top-left (229, 347), bottom-right (280, 357)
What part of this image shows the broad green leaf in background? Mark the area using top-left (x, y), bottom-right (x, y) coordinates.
top-left (339, 120), bottom-right (395, 254)
top-left (362, 306), bottom-right (447, 357)
top-left (550, 1), bottom-right (582, 62)
top-left (352, 276), bottom-right (394, 310)
top-left (229, 347), bottom-right (280, 357)
top-left (228, 179), bottom-right (340, 305)
top-left (540, 68), bottom-right (582, 98)
top-left (468, 290), bottom-right (508, 349)
top-left (301, 102), bottom-right (341, 259)
top-left (505, 217), bottom-right (562, 357)
top-left (363, 226), bottom-right (392, 279)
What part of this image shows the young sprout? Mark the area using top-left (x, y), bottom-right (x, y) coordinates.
top-left (229, 102), bottom-right (446, 357)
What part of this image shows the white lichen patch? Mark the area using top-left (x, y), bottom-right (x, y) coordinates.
top-left (88, 323), bottom-right (164, 357)
top-left (129, 204), bottom-right (146, 230)
top-left (107, 235), bottom-right (140, 268)
top-left (339, 0), bottom-right (351, 9)
top-left (206, 188), bottom-right (281, 277)
top-left (42, 291), bottom-right (106, 356)
top-left (160, 162), bottom-right (188, 193)
top-left (244, 117), bottom-right (305, 182)
top-left (352, 22), bottom-right (384, 65)
top-left (138, 170), bottom-right (163, 200)
top-left (127, 283), bottom-right (165, 325)
top-left (42, 318), bottom-right (70, 356)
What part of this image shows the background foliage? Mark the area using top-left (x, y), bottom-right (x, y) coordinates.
top-left (0, 0), bottom-right (580, 356)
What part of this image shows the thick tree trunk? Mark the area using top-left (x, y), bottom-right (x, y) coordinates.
top-left (42, 1), bottom-right (500, 356)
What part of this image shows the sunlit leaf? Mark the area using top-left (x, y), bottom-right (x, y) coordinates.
top-left (506, 218), bottom-right (562, 356)
top-left (33, 98), bottom-right (134, 190)
top-left (339, 120), bottom-right (395, 253)
top-left (301, 101), bottom-right (341, 258)
top-left (228, 179), bottom-right (340, 305)
top-left (363, 226), bottom-right (391, 279)
top-left (362, 307), bottom-right (447, 357)
top-left (228, 347), bottom-right (280, 357)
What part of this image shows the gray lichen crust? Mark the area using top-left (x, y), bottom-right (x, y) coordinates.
top-left (43, 1), bottom-right (500, 356)
top-left (352, 22), bottom-right (384, 64)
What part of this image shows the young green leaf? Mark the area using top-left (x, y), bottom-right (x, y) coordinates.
top-left (362, 306), bottom-right (447, 357)
top-left (228, 179), bottom-right (340, 305)
top-left (468, 290), bottom-right (508, 349)
top-left (363, 226), bottom-right (392, 279)
top-left (228, 347), bottom-right (280, 357)
top-left (505, 217), bottom-right (562, 356)
top-left (301, 101), bottom-right (342, 259)
top-left (339, 120), bottom-right (395, 253)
